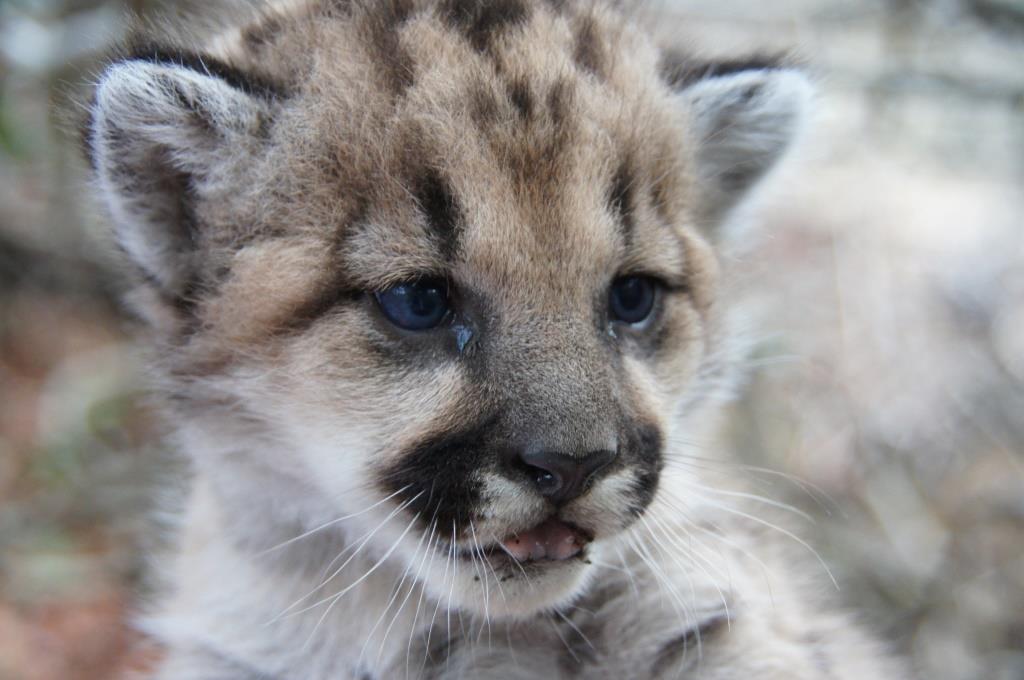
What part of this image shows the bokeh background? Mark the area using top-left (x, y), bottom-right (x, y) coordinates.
top-left (0, 0), bottom-right (1021, 678)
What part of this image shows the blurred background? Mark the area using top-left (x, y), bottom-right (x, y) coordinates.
top-left (0, 0), bottom-right (1021, 678)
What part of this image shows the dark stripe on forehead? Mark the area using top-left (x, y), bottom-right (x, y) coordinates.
top-left (499, 77), bottom-right (576, 182)
top-left (416, 170), bottom-right (463, 261)
top-left (573, 14), bottom-right (604, 77)
top-left (365, 0), bottom-right (417, 94)
top-left (470, 85), bottom-right (501, 128)
top-left (546, 77), bottom-right (573, 126)
top-left (508, 78), bottom-right (534, 119)
top-left (439, 0), bottom-right (531, 53)
top-left (471, 78), bottom-right (533, 129)
top-left (608, 161), bottom-right (635, 246)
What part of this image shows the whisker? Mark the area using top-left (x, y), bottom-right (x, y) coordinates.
top-left (624, 529), bottom-right (703, 674)
top-left (358, 516), bottom-right (432, 667)
top-left (270, 494), bottom-right (419, 623)
top-left (492, 540), bottom-right (533, 588)
top-left (260, 485), bottom-right (411, 555)
top-left (690, 494), bottom-right (838, 590)
top-left (469, 521), bottom-right (493, 649)
top-left (555, 609), bottom-right (596, 654)
top-left (644, 511), bottom-right (732, 626)
top-left (296, 493), bottom-right (423, 622)
top-left (655, 488), bottom-right (779, 603)
top-left (403, 506), bottom-right (444, 678)
top-left (548, 616), bottom-right (581, 665)
top-left (378, 522), bottom-right (438, 668)
top-left (611, 542), bottom-right (641, 601)
top-left (302, 504), bottom-right (422, 647)
top-left (625, 530), bottom-right (694, 633)
top-left (680, 483), bottom-right (816, 523)
top-left (660, 444), bottom-right (843, 518)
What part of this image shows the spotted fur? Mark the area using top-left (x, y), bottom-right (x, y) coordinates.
top-left (85, 1), bottom-right (905, 678)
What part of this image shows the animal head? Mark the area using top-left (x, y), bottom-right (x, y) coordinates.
top-left (87, 0), bottom-right (810, 617)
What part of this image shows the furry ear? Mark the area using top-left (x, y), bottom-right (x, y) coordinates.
top-left (87, 53), bottom-right (276, 296)
top-left (669, 60), bottom-right (812, 227)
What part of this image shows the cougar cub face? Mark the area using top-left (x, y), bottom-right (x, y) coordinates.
top-left (87, 0), bottom-right (809, 617)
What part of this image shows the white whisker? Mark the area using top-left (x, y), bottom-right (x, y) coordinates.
top-left (378, 522), bottom-right (438, 668)
top-left (260, 485), bottom-right (411, 555)
top-left (302, 504), bottom-right (422, 648)
top-left (555, 609), bottom-right (596, 654)
top-left (270, 494), bottom-right (419, 623)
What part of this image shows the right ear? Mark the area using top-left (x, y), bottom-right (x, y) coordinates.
top-left (661, 54), bottom-right (812, 232)
top-left (87, 52), bottom-right (278, 298)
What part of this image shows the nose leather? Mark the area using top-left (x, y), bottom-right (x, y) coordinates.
top-left (516, 448), bottom-right (617, 505)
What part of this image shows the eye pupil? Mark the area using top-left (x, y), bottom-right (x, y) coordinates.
top-left (609, 276), bottom-right (656, 325)
top-left (376, 279), bottom-right (449, 330)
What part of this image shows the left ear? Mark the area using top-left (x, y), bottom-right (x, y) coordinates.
top-left (86, 52), bottom-right (276, 303)
top-left (672, 62), bottom-right (813, 226)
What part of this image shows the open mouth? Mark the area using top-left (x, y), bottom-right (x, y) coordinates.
top-left (465, 517), bottom-right (593, 564)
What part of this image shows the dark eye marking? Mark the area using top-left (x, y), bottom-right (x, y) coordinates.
top-left (375, 278), bottom-right (450, 331)
top-left (416, 171), bottom-right (462, 260)
top-left (609, 275), bottom-right (658, 326)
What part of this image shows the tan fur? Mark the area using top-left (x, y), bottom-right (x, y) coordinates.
top-left (85, 1), bottom-right (906, 678)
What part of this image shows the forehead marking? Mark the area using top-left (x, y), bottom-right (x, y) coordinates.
top-left (545, 77), bottom-right (573, 127)
top-left (608, 161), bottom-right (636, 247)
top-left (470, 84), bottom-right (501, 128)
top-left (573, 13), bottom-right (605, 78)
top-left (508, 78), bottom-right (534, 119)
top-left (365, 0), bottom-right (417, 94)
top-left (415, 170), bottom-right (463, 262)
top-left (439, 0), bottom-right (531, 53)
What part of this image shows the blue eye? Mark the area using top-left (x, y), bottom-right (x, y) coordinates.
top-left (375, 279), bottom-right (450, 331)
top-left (609, 276), bottom-right (657, 325)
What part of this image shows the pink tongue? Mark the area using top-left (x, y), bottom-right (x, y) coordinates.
top-left (502, 519), bottom-right (584, 562)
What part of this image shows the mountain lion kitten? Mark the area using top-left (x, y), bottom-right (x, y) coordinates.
top-left (85, 0), bottom-right (906, 677)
